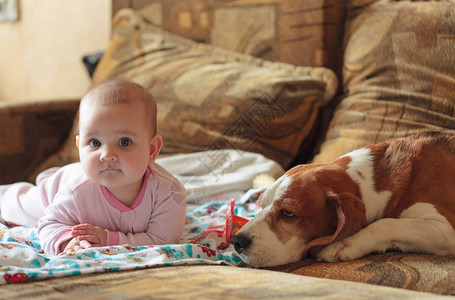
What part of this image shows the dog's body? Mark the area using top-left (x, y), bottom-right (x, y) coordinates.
top-left (232, 131), bottom-right (455, 267)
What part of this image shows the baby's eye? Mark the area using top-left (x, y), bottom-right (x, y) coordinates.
top-left (119, 138), bottom-right (131, 147)
top-left (89, 139), bottom-right (101, 148)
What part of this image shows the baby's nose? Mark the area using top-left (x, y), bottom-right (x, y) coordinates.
top-left (100, 147), bottom-right (118, 161)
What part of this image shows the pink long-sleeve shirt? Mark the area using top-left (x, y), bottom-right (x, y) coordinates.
top-left (18, 162), bottom-right (187, 255)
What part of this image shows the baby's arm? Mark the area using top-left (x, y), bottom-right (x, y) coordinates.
top-left (37, 187), bottom-right (84, 255)
top-left (71, 223), bottom-right (107, 247)
top-left (111, 193), bottom-right (187, 246)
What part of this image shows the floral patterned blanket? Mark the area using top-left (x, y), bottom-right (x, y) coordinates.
top-left (0, 190), bottom-right (263, 284)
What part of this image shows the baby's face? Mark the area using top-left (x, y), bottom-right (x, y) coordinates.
top-left (77, 98), bottom-right (158, 196)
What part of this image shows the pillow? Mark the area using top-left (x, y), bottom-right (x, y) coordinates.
top-left (32, 8), bottom-right (337, 175)
top-left (313, 0), bottom-right (455, 163)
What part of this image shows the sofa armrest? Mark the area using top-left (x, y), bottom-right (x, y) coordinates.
top-left (0, 99), bottom-right (79, 184)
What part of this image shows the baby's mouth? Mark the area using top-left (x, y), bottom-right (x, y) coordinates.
top-left (102, 166), bottom-right (120, 172)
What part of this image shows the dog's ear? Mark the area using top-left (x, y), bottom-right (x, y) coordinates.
top-left (302, 192), bottom-right (366, 258)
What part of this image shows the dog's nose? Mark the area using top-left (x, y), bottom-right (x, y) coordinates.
top-left (231, 233), bottom-right (252, 254)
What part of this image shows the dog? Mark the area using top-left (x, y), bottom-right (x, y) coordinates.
top-left (231, 131), bottom-right (455, 267)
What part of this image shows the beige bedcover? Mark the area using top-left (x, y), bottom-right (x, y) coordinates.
top-left (3, 265), bottom-right (452, 299)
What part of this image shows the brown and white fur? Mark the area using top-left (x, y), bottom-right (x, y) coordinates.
top-left (232, 131), bottom-right (455, 267)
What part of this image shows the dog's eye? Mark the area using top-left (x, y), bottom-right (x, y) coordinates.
top-left (280, 210), bottom-right (296, 219)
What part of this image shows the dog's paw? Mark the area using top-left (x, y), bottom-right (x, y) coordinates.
top-left (316, 240), bottom-right (364, 262)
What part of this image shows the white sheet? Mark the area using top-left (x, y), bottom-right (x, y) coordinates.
top-left (156, 150), bottom-right (285, 205)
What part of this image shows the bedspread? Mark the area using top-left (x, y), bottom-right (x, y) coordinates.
top-left (0, 190), bottom-right (263, 284)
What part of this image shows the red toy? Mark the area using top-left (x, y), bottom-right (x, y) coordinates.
top-left (224, 199), bottom-right (249, 242)
top-left (192, 199), bottom-right (249, 244)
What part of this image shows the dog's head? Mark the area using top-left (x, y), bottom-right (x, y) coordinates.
top-left (232, 163), bottom-right (366, 267)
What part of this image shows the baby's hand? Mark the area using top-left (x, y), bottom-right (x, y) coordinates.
top-left (71, 223), bottom-right (107, 247)
top-left (59, 236), bottom-right (91, 255)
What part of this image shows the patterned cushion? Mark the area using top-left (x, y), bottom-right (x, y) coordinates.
top-left (313, 0), bottom-right (455, 163)
top-left (113, 0), bottom-right (344, 71)
top-left (49, 8), bottom-right (333, 170)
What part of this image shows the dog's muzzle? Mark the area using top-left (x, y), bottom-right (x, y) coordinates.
top-left (231, 233), bottom-right (251, 254)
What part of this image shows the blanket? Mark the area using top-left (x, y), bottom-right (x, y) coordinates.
top-left (0, 150), bottom-right (282, 284)
top-left (0, 190), bottom-right (264, 284)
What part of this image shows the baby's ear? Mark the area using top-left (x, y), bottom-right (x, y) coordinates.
top-left (75, 136), bottom-right (80, 148)
top-left (149, 135), bottom-right (163, 163)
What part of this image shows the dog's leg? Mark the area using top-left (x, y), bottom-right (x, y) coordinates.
top-left (316, 214), bottom-right (455, 262)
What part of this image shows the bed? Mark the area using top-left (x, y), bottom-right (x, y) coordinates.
top-left (1, 0), bottom-right (455, 298)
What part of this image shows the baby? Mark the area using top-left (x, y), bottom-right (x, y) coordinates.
top-left (0, 79), bottom-right (187, 255)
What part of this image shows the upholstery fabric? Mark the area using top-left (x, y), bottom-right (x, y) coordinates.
top-left (0, 100), bottom-right (79, 184)
top-left (48, 8), bottom-right (336, 170)
top-left (313, 0), bottom-right (455, 163)
top-left (2, 265), bottom-right (451, 298)
top-left (269, 252), bottom-right (455, 295)
top-left (112, 0), bottom-right (345, 71)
